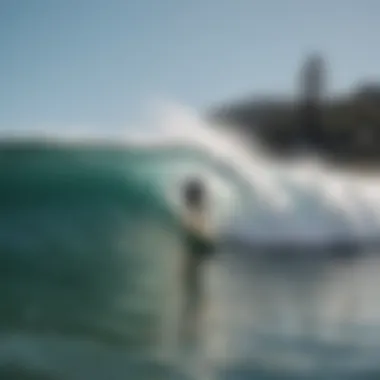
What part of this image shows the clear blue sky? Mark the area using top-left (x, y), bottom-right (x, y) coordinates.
top-left (0, 0), bottom-right (379, 131)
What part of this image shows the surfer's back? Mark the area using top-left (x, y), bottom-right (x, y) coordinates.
top-left (181, 178), bottom-right (215, 252)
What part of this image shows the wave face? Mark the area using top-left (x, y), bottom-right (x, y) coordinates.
top-left (2, 104), bottom-right (380, 379)
top-left (0, 143), bottom-right (188, 378)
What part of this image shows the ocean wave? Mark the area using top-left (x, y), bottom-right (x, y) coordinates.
top-left (3, 103), bottom-right (380, 378)
top-left (3, 101), bottom-right (380, 249)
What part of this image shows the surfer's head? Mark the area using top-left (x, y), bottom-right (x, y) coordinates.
top-left (183, 177), bottom-right (206, 208)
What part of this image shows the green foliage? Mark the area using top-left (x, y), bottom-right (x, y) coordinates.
top-left (212, 86), bottom-right (380, 164)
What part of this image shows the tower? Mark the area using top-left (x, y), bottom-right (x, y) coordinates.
top-left (299, 53), bottom-right (326, 150)
top-left (302, 54), bottom-right (325, 103)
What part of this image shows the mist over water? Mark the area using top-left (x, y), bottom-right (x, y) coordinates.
top-left (2, 101), bottom-right (380, 378)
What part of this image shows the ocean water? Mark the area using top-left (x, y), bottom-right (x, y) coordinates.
top-left (2, 106), bottom-right (380, 379)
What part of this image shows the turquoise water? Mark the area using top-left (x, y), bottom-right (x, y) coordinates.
top-left (3, 141), bottom-right (380, 379)
top-left (0, 142), bottom-right (196, 378)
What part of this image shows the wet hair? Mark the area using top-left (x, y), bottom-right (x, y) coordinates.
top-left (183, 178), bottom-right (205, 207)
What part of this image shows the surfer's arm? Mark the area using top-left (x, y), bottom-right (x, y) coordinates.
top-left (181, 211), bottom-right (214, 239)
top-left (181, 211), bottom-right (217, 256)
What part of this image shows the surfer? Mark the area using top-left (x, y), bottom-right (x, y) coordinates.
top-left (180, 177), bottom-right (216, 348)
